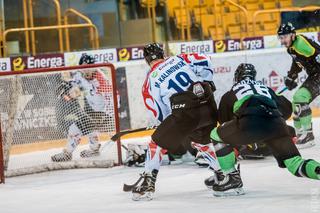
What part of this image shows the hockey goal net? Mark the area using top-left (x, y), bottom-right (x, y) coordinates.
top-left (0, 63), bottom-right (122, 183)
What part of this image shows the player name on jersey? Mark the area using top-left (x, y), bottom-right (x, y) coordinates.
top-left (154, 60), bottom-right (186, 88)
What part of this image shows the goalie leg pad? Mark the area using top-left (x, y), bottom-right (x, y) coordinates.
top-left (88, 131), bottom-right (100, 151)
top-left (80, 144), bottom-right (101, 158)
top-left (51, 149), bottom-right (72, 162)
top-left (66, 123), bottom-right (82, 153)
top-left (80, 132), bottom-right (101, 158)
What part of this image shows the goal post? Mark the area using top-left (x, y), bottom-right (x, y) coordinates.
top-left (0, 63), bottom-right (122, 183)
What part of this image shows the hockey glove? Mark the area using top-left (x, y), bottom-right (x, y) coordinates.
top-left (284, 77), bottom-right (298, 90)
top-left (204, 81), bottom-right (216, 92)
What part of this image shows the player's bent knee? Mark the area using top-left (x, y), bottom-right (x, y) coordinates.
top-left (210, 127), bottom-right (222, 143)
top-left (210, 127), bottom-right (234, 157)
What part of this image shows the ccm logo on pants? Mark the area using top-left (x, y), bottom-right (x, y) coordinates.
top-left (172, 104), bottom-right (186, 109)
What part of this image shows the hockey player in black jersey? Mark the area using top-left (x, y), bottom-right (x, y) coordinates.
top-left (209, 63), bottom-right (320, 196)
top-left (278, 22), bottom-right (320, 148)
top-left (127, 43), bottom-right (220, 201)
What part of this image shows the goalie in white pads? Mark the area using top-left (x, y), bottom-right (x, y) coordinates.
top-left (51, 54), bottom-right (112, 162)
top-left (126, 43), bottom-right (221, 201)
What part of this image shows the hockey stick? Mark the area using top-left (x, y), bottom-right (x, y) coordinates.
top-left (123, 176), bottom-right (144, 192)
top-left (277, 87), bottom-right (288, 95)
top-left (111, 127), bottom-right (152, 141)
top-left (100, 127), bottom-right (154, 152)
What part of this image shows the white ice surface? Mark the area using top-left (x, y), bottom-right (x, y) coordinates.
top-left (1, 120), bottom-right (320, 213)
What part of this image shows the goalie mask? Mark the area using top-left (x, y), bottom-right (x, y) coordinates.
top-left (234, 63), bottom-right (257, 83)
top-left (56, 81), bottom-right (73, 98)
top-left (143, 43), bottom-right (165, 65)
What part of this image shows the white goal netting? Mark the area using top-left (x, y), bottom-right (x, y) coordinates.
top-left (0, 64), bottom-right (121, 179)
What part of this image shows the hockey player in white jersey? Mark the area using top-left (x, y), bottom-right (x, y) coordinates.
top-left (126, 43), bottom-right (220, 200)
top-left (51, 54), bottom-right (112, 162)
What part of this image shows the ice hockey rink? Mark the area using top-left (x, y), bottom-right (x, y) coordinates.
top-left (1, 119), bottom-right (320, 213)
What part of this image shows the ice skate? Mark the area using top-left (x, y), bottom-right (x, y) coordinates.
top-left (51, 149), bottom-right (72, 162)
top-left (194, 152), bottom-right (209, 167)
top-left (212, 168), bottom-right (245, 197)
top-left (132, 170), bottom-right (158, 201)
top-left (80, 144), bottom-right (101, 158)
top-left (204, 169), bottom-right (224, 189)
top-left (316, 167), bottom-right (320, 178)
top-left (296, 131), bottom-right (315, 149)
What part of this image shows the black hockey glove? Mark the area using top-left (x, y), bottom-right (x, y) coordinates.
top-left (204, 81), bottom-right (216, 92)
top-left (284, 77), bottom-right (298, 90)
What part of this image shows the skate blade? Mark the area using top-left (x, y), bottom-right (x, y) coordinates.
top-left (296, 141), bottom-right (315, 149)
top-left (213, 188), bottom-right (245, 197)
top-left (132, 192), bottom-right (154, 201)
top-left (205, 185), bottom-right (213, 190)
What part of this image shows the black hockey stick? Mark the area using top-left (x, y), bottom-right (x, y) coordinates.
top-left (100, 127), bottom-right (154, 152)
top-left (120, 127), bottom-right (157, 192)
top-left (123, 176), bottom-right (144, 192)
top-left (277, 87), bottom-right (288, 95)
top-left (101, 127), bottom-right (154, 192)
top-left (111, 127), bottom-right (153, 141)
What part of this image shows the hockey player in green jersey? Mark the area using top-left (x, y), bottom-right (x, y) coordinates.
top-left (209, 63), bottom-right (320, 196)
top-left (278, 22), bottom-right (320, 148)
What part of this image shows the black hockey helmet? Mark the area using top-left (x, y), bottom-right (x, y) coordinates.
top-left (277, 22), bottom-right (296, 36)
top-left (79, 53), bottom-right (95, 65)
top-left (143, 43), bottom-right (164, 65)
top-left (234, 63), bottom-right (257, 83)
